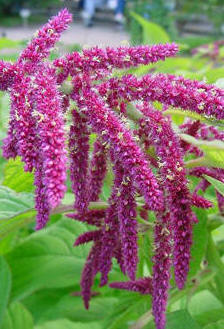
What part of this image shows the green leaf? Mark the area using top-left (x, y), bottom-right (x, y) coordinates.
top-left (0, 257), bottom-right (11, 327)
top-left (1, 302), bottom-right (34, 329)
top-left (0, 186), bottom-right (34, 220)
top-left (204, 175), bottom-right (224, 197)
top-left (6, 218), bottom-right (89, 301)
top-left (0, 186), bottom-right (35, 239)
top-left (189, 208), bottom-right (208, 278)
top-left (166, 310), bottom-right (201, 329)
top-left (195, 308), bottom-right (224, 327)
top-left (181, 134), bottom-right (224, 169)
top-left (189, 290), bottom-right (223, 317)
top-left (103, 295), bottom-right (149, 329)
top-left (130, 12), bottom-right (170, 45)
top-left (203, 320), bottom-right (224, 329)
top-left (3, 158), bottom-right (34, 193)
top-left (27, 292), bottom-right (118, 324)
top-left (35, 319), bottom-right (100, 329)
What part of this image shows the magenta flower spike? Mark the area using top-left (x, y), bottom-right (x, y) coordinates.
top-left (110, 277), bottom-right (152, 295)
top-left (7, 75), bottom-right (37, 172)
top-left (33, 65), bottom-right (67, 210)
top-left (67, 209), bottom-right (105, 227)
top-left (54, 43), bottom-right (178, 83)
top-left (98, 73), bottom-right (224, 120)
top-left (0, 61), bottom-right (17, 91)
top-left (99, 159), bottom-right (123, 286)
top-left (18, 8), bottom-right (72, 73)
top-left (117, 175), bottom-right (138, 280)
top-left (88, 138), bottom-right (107, 202)
top-left (79, 88), bottom-right (163, 212)
top-left (80, 240), bottom-right (102, 309)
top-left (69, 110), bottom-right (90, 213)
top-left (34, 161), bottom-right (50, 230)
top-left (138, 103), bottom-right (193, 289)
top-left (74, 230), bottom-right (102, 246)
top-left (152, 212), bottom-right (172, 329)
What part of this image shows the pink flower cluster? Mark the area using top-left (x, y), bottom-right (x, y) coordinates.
top-left (1, 9), bottom-right (224, 329)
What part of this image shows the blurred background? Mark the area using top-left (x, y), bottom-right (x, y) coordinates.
top-left (0, 0), bottom-right (224, 50)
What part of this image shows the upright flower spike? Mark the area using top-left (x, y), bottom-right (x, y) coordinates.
top-left (80, 87), bottom-right (163, 212)
top-left (138, 103), bottom-right (193, 289)
top-left (54, 43), bottom-right (178, 83)
top-left (18, 9), bottom-right (72, 73)
top-left (69, 110), bottom-right (90, 213)
top-left (88, 138), bottom-right (107, 202)
top-left (118, 175), bottom-right (138, 280)
top-left (34, 65), bottom-right (67, 210)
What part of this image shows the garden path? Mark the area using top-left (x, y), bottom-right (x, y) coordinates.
top-left (0, 21), bottom-right (129, 48)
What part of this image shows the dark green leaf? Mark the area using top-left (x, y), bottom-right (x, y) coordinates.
top-left (0, 256), bottom-right (11, 327)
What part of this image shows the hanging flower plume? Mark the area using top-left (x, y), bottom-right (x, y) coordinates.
top-left (1, 9), bottom-right (224, 329)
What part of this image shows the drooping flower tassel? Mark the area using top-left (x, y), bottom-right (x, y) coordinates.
top-left (88, 138), bottom-right (107, 202)
top-left (69, 110), bottom-right (90, 213)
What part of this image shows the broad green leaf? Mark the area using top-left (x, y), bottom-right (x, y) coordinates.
top-left (1, 302), bottom-right (34, 329)
top-left (3, 158), bottom-right (34, 193)
top-left (189, 208), bottom-right (208, 278)
top-left (204, 320), bottom-right (224, 329)
top-left (181, 134), bottom-right (224, 169)
top-left (0, 186), bottom-right (34, 239)
top-left (204, 175), bottom-right (224, 197)
top-left (0, 257), bottom-right (11, 327)
top-left (189, 290), bottom-right (223, 317)
top-left (130, 12), bottom-right (170, 45)
top-left (103, 295), bottom-right (149, 329)
top-left (35, 319), bottom-right (100, 329)
top-left (27, 292), bottom-right (118, 324)
top-left (166, 310), bottom-right (201, 329)
top-left (0, 186), bottom-right (33, 220)
top-left (6, 219), bottom-right (89, 301)
top-left (195, 308), bottom-right (224, 327)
